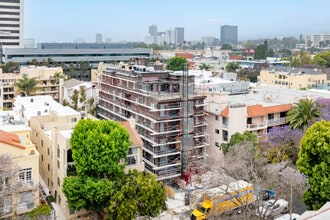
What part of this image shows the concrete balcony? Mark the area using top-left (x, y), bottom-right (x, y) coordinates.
top-left (268, 117), bottom-right (286, 126)
top-left (247, 122), bottom-right (267, 130)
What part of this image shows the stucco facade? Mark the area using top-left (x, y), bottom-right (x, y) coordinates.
top-left (259, 67), bottom-right (328, 89)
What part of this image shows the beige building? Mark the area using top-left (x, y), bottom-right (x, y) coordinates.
top-left (0, 121), bottom-right (39, 219)
top-left (259, 67), bottom-right (327, 89)
top-left (205, 84), bottom-right (330, 151)
top-left (0, 66), bottom-right (64, 110)
top-left (19, 95), bottom-right (144, 219)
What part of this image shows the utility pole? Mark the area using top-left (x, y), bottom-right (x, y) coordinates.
top-left (290, 183), bottom-right (293, 220)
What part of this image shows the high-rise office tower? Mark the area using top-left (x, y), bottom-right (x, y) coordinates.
top-left (95, 33), bottom-right (102, 43)
top-left (220, 25), bottom-right (238, 44)
top-left (175, 27), bottom-right (184, 44)
top-left (148, 24), bottom-right (158, 44)
top-left (0, 0), bottom-right (24, 48)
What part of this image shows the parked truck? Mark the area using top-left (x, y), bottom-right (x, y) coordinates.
top-left (190, 180), bottom-right (254, 220)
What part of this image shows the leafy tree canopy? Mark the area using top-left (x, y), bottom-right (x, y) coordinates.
top-left (0, 61), bottom-right (19, 73)
top-left (313, 51), bottom-right (330, 67)
top-left (221, 44), bottom-right (233, 50)
top-left (221, 131), bottom-right (257, 154)
top-left (254, 41), bottom-right (274, 59)
top-left (108, 170), bottom-right (167, 220)
top-left (291, 50), bottom-right (312, 67)
top-left (166, 57), bottom-right (187, 71)
top-left (70, 119), bottom-right (131, 178)
top-left (225, 62), bottom-right (240, 72)
top-left (297, 120), bottom-right (330, 210)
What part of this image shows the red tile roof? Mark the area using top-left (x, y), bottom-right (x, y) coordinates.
top-left (220, 104), bottom-right (292, 118)
top-left (264, 104), bottom-right (291, 114)
top-left (119, 121), bottom-right (143, 146)
top-left (247, 105), bottom-right (268, 117)
top-left (0, 130), bottom-right (25, 149)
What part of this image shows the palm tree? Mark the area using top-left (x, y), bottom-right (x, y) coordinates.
top-left (286, 99), bottom-right (321, 130)
top-left (50, 72), bottom-right (66, 85)
top-left (15, 74), bottom-right (39, 96)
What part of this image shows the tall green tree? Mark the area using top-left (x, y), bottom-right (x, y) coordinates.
top-left (166, 57), bottom-right (187, 71)
top-left (50, 71), bottom-right (66, 85)
top-left (297, 120), bottom-right (330, 210)
top-left (62, 119), bottom-right (131, 218)
top-left (0, 61), bottom-right (19, 73)
top-left (286, 99), bottom-right (321, 130)
top-left (15, 74), bottom-right (39, 96)
top-left (225, 62), bottom-right (240, 72)
top-left (291, 50), bottom-right (312, 67)
top-left (313, 51), bottom-right (330, 67)
top-left (63, 119), bottom-right (166, 219)
top-left (254, 41), bottom-right (274, 59)
top-left (108, 170), bottom-right (166, 220)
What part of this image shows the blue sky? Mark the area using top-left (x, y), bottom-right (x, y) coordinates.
top-left (25, 0), bottom-right (330, 43)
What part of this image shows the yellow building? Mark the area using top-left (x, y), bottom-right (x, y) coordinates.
top-left (0, 66), bottom-right (64, 110)
top-left (0, 128), bottom-right (39, 219)
top-left (259, 67), bottom-right (327, 89)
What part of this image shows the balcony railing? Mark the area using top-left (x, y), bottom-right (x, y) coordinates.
top-left (268, 117), bottom-right (286, 126)
top-left (247, 122), bottom-right (267, 130)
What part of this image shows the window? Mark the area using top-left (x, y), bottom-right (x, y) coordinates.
top-left (57, 160), bottom-right (60, 169)
top-left (215, 115), bottom-right (219, 121)
top-left (18, 191), bottom-right (34, 210)
top-left (126, 147), bottom-right (138, 165)
top-left (41, 140), bottom-right (43, 147)
top-left (47, 148), bottom-right (50, 156)
top-left (48, 164), bottom-right (50, 172)
top-left (0, 195), bottom-right (11, 214)
top-left (268, 113), bottom-right (274, 120)
top-left (215, 129), bottom-right (220, 134)
top-left (57, 145), bottom-right (60, 158)
top-left (222, 130), bottom-right (228, 141)
top-left (57, 177), bottom-right (60, 186)
top-left (41, 154), bottom-right (43, 162)
top-left (71, 118), bottom-right (77, 122)
top-left (247, 117), bottom-right (252, 124)
top-left (215, 142), bottom-right (220, 147)
top-left (0, 176), bottom-right (9, 190)
top-left (19, 168), bottom-right (32, 185)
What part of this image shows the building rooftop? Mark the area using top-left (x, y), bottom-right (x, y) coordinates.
top-left (63, 78), bottom-right (83, 89)
top-left (119, 121), bottom-right (143, 146)
top-left (13, 95), bottom-right (79, 120)
top-left (58, 129), bottom-right (73, 139)
top-left (227, 84), bottom-right (330, 107)
top-left (264, 66), bottom-right (324, 75)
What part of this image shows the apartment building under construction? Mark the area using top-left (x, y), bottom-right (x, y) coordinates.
top-left (97, 61), bottom-right (208, 184)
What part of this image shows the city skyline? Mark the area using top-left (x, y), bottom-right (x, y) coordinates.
top-left (25, 0), bottom-right (330, 43)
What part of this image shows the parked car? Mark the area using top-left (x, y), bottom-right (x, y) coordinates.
top-left (257, 199), bottom-right (288, 219)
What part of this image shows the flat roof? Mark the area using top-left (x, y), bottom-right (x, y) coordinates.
top-left (226, 84), bottom-right (330, 107)
top-left (13, 95), bottom-right (79, 120)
